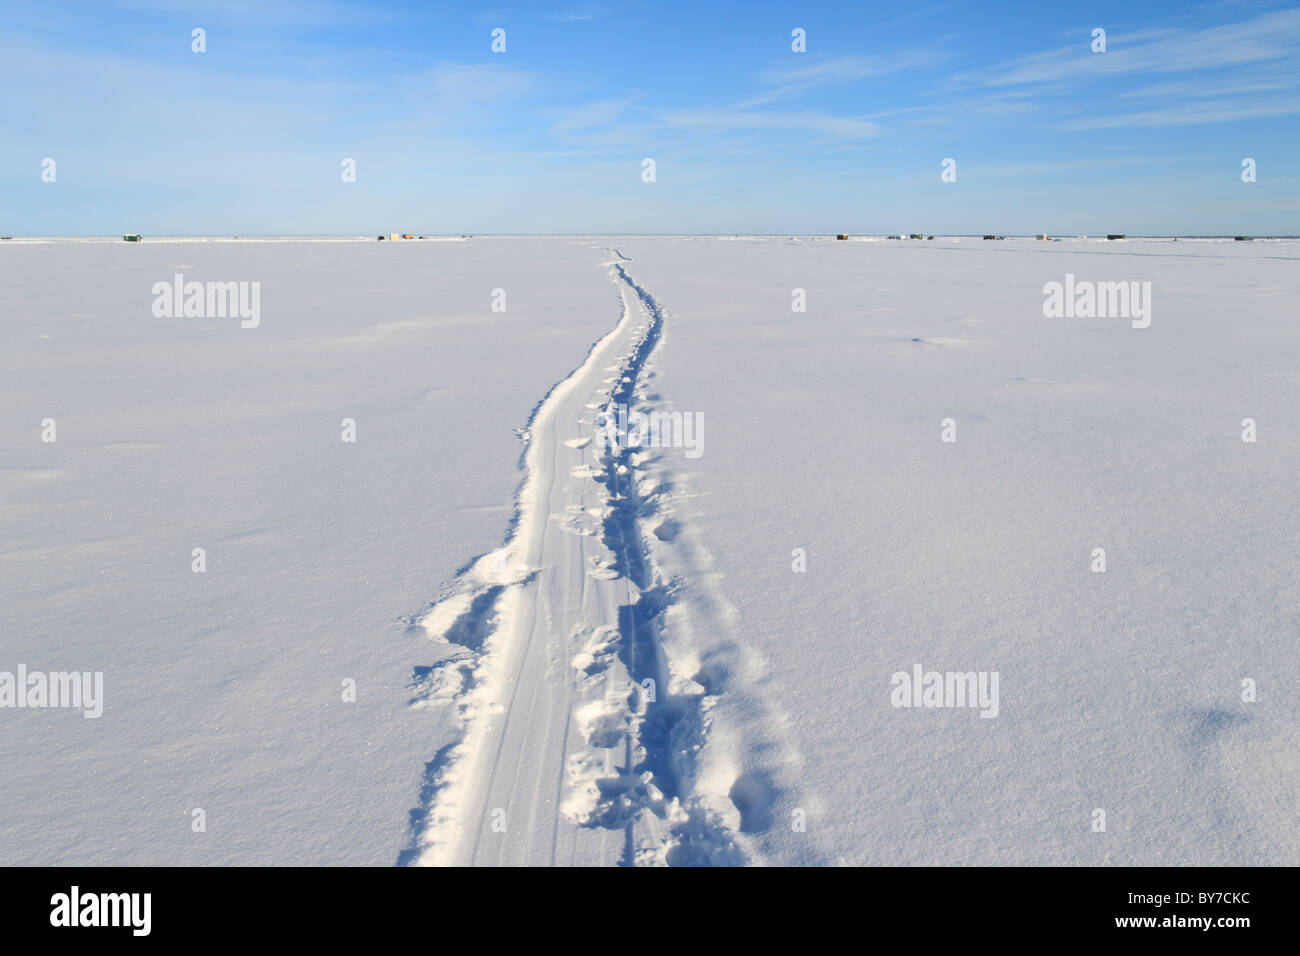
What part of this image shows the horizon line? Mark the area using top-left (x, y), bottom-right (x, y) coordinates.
top-left (3, 233), bottom-right (1298, 241)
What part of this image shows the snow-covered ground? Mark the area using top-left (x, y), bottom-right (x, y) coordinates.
top-left (2, 236), bottom-right (1296, 865)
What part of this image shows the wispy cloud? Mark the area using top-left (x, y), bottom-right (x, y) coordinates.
top-left (5, 0), bottom-right (1298, 235)
top-left (549, 93), bottom-right (644, 135)
top-left (1063, 97), bottom-right (1300, 129)
top-left (740, 49), bottom-right (949, 106)
top-left (1117, 72), bottom-right (1294, 99)
top-left (117, 0), bottom-right (411, 28)
top-left (956, 8), bottom-right (1300, 87)
top-left (661, 109), bottom-right (880, 140)
top-left (941, 8), bottom-right (1300, 133)
top-left (422, 62), bottom-right (535, 101)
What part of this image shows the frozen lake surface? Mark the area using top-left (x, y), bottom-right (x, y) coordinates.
top-left (2, 236), bottom-right (1296, 865)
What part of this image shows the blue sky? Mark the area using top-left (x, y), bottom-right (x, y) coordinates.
top-left (2, 0), bottom-right (1298, 234)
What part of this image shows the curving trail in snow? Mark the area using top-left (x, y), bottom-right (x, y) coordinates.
top-left (402, 252), bottom-right (743, 866)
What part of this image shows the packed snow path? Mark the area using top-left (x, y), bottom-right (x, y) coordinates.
top-left (403, 253), bottom-right (743, 866)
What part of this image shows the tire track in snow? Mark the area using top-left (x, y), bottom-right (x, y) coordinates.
top-left (401, 251), bottom-right (743, 866)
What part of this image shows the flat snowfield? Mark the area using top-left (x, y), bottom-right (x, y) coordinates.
top-left (1, 236), bottom-right (1296, 866)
